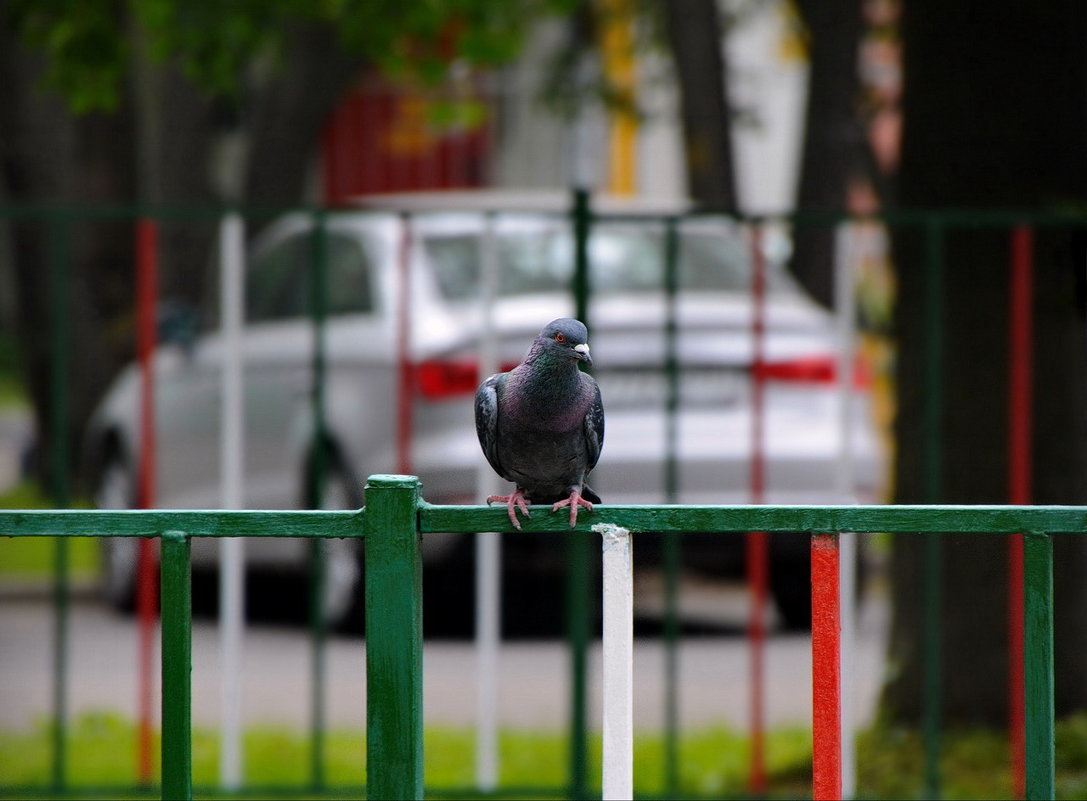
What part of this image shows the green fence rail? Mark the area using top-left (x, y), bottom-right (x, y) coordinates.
top-left (0, 473), bottom-right (1071, 800)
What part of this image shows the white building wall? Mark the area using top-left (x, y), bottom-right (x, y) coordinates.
top-left (490, 1), bottom-right (807, 213)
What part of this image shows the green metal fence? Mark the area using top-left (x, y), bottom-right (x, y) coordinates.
top-left (1, 473), bottom-right (1072, 800)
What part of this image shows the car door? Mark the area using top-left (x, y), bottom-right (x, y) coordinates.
top-left (242, 223), bottom-right (378, 510)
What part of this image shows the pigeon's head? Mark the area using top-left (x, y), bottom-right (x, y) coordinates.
top-left (536, 318), bottom-right (592, 367)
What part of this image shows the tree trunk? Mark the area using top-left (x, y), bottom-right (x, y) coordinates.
top-left (788, 0), bottom-right (868, 306)
top-left (0, 17), bottom-right (138, 490)
top-left (1, 11), bottom-right (364, 492)
top-left (130, 40), bottom-right (220, 306)
top-left (243, 23), bottom-right (364, 207)
top-left (882, 0), bottom-right (1087, 724)
top-left (661, 0), bottom-right (737, 211)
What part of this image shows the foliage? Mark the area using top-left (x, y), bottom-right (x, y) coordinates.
top-left (6, 0), bottom-right (577, 114)
top-left (857, 719), bottom-right (1087, 799)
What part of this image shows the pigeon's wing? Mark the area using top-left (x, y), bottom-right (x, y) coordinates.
top-left (475, 373), bottom-right (507, 479)
top-left (583, 377), bottom-right (605, 473)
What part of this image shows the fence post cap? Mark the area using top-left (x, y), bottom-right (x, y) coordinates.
top-left (365, 474), bottom-right (420, 488)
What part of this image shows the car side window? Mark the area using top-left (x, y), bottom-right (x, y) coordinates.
top-left (425, 235), bottom-right (480, 300)
top-left (248, 230), bottom-right (374, 321)
top-left (325, 233), bottom-right (374, 315)
top-left (247, 235), bottom-right (308, 321)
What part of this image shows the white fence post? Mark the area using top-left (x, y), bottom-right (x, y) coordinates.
top-left (596, 523), bottom-right (633, 801)
top-left (475, 213), bottom-right (502, 791)
top-left (219, 213), bottom-right (246, 789)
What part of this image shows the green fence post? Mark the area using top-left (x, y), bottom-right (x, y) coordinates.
top-left (922, 219), bottom-right (945, 800)
top-left (365, 475), bottom-right (424, 800)
top-left (308, 209), bottom-right (331, 790)
top-left (47, 210), bottom-right (71, 792)
top-left (160, 531), bottom-right (192, 801)
top-left (1023, 533), bottom-right (1054, 801)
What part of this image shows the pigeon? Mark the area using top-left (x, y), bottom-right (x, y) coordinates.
top-left (475, 318), bottom-right (605, 529)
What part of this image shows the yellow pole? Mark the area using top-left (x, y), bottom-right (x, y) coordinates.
top-left (599, 0), bottom-right (637, 195)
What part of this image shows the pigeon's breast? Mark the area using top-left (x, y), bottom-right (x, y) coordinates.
top-left (501, 371), bottom-right (591, 434)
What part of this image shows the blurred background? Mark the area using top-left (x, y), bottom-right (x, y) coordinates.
top-left (2, 0), bottom-right (1087, 797)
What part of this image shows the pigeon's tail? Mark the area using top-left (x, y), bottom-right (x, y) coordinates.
top-left (582, 484), bottom-right (601, 505)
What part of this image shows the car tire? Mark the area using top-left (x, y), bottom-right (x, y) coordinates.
top-left (769, 554), bottom-right (812, 631)
top-left (418, 530), bottom-right (602, 639)
top-left (305, 449), bottom-right (365, 633)
top-left (769, 533), bottom-right (868, 631)
top-left (94, 453), bottom-right (140, 612)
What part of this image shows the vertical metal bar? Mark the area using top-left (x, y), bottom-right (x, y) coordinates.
top-left (475, 212), bottom-right (501, 792)
top-left (922, 219), bottom-right (945, 800)
top-left (1023, 533), bottom-right (1054, 801)
top-left (1008, 531), bottom-right (1025, 789)
top-left (365, 475), bottom-right (424, 801)
top-left (396, 213), bottom-right (414, 476)
top-left (600, 524), bottom-right (633, 801)
top-left (833, 222), bottom-right (858, 799)
top-left (600, 0), bottom-right (637, 196)
top-left (307, 538), bottom-right (327, 791)
top-left (50, 541), bottom-right (70, 792)
top-left (811, 532), bottom-right (842, 801)
top-left (1008, 224), bottom-right (1033, 799)
top-left (568, 186), bottom-right (592, 799)
top-left (662, 217), bottom-right (681, 796)
top-left (136, 217), bottom-right (159, 787)
top-left (572, 187), bottom-right (591, 326)
top-left (747, 221), bottom-right (768, 796)
top-left (218, 213), bottom-right (247, 790)
top-left (160, 532), bottom-right (192, 801)
top-left (47, 212), bottom-right (71, 792)
top-left (308, 210), bottom-right (330, 791)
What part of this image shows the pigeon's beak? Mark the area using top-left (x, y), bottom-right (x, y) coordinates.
top-left (574, 343), bottom-right (592, 367)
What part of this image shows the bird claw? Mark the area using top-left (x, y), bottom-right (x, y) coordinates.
top-left (487, 490), bottom-right (532, 530)
top-left (551, 490), bottom-right (594, 529)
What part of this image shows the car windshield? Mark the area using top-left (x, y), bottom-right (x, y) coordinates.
top-left (424, 224), bottom-right (795, 301)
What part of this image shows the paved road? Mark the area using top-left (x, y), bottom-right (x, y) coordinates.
top-left (0, 592), bottom-right (889, 733)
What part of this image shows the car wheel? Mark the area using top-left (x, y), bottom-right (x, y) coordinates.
top-left (769, 555), bottom-right (812, 631)
top-left (94, 454), bottom-right (139, 612)
top-left (769, 533), bottom-right (867, 631)
top-left (308, 454), bottom-right (364, 632)
top-left (421, 531), bottom-right (599, 639)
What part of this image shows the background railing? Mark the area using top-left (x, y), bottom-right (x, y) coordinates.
top-left (4, 200), bottom-right (1085, 797)
top-left (2, 473), bottom-right (1073, 800)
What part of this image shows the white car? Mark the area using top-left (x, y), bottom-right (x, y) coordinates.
top-left (84, 192), bottom-right (885, 632)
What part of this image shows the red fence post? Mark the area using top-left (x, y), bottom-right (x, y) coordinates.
top-left (812, 532), bottom-right (842, 801)
top-left (747, 223), bottom-right (768, 795)
top-left (135, 218), bottom-right (159, 786)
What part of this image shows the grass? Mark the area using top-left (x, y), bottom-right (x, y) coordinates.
top-left (0, 713), bottom-right (811, 799)
top-left (856, 718), bottom-right (1087, 800)
top-left (3, 713), bottom-right (1087, 799)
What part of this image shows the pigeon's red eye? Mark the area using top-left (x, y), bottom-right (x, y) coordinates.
top-left (555, 333), bottom-right (566, 343)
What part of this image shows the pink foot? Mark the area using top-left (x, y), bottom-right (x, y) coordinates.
top-left (487, 489), bottom-right (532, 530)
top-left (551, 490), bottom-right (594, 529)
